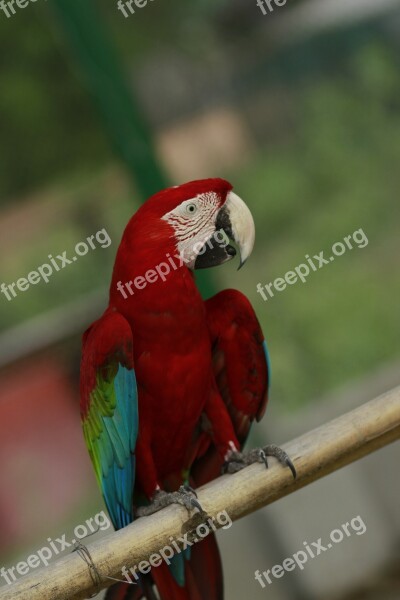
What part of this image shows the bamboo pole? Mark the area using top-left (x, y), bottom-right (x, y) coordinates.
top-left (2, 386), bottom-right (400, 600)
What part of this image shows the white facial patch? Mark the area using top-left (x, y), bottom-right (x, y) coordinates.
top-left (162, 192), bottom-right (221, 269)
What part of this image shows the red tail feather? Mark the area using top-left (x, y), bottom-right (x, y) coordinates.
top-left (104, 534), bottom-right (223, 600)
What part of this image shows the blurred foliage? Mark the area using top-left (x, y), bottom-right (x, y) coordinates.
top-left (0, 6), bottom-right (115, 201)
top-left (0, 167), bottom-right (134, 329)
top-left (2, 5), bottom-right (399, 588)
top-left (0, 4), bottom-right (399, 411)
top-left (220, 41), bottom-right (400, 409)
top-left (0, 0), bottom-right (233, 202)
top-left (0, 0), bottom-right (298, 202)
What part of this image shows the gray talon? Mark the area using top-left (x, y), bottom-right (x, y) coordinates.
top-left (259, 449), bottom-right (268, 469)
top-left (222, 444), bottom-right (296, 479)
top-left (136, 485), bottom-right (203, 518)
top-left (180, 484), bottom-right (198, 498)
top-left (263, 444), bottom-right (297, 479)
top-left (189, 497), bottom-right (203, 513)
top-left (285, 457), bottom-right (297, 479)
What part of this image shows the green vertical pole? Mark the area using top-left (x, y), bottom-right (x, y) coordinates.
top-left (50, 0), bottom-right (167, 199)
top-left (49, 0), bottom-right (215, 297)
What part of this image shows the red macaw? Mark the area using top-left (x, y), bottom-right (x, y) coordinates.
top-left (80, 178), bottom-right (295, 600)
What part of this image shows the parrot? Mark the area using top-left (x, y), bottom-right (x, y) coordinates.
top-left (79, 178), bottom-right (296, 600)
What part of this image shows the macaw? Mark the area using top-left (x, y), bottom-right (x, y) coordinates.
top-left (80, 178), bottom-right (295, 600)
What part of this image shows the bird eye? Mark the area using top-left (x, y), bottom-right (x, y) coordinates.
top-left (186, 203), bottom-right (197, 215)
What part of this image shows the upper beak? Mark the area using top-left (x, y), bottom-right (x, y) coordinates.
top-left (220, 191), bottom-right (256, 269)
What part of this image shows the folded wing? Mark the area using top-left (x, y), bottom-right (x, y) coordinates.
top-left (80, 310), bottom-right (138, 530)
top-left (192, 289), bottom-right (270, 485)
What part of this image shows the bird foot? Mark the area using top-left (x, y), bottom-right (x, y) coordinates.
top-left (222, 444), bottom-right (296, 479)
top-left (136, 485), bottom-right (205, 517)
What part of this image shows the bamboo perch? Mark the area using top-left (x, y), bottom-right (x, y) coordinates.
top-left (2, 386), bottom-right (400, 600)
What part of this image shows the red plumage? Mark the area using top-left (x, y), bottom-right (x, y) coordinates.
top-left (80, 179), bottom-right (269, 599)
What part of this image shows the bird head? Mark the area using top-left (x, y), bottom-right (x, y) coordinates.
top-left (133, 178), bottom-right (255, 270)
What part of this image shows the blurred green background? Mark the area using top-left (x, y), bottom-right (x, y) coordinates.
top-left (1, 0), bottom-right (399, 408)
top-left (0, 1), bottom-right (399, 599)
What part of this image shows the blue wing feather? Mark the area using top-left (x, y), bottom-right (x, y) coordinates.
top-left (81, 313), bottom-right (138, 532)
top-left (262, 339), bottom-right (271, 392)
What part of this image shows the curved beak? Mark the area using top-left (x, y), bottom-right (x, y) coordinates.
top-left (193, 189), bottom-right (255, 271)
top-left (219, 191), bottom-right (256, 269)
